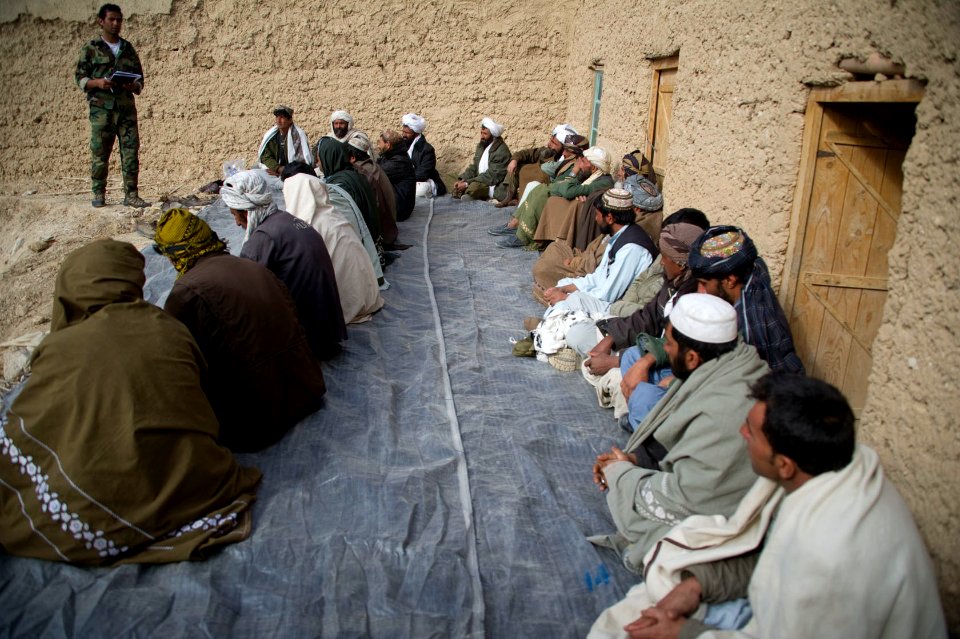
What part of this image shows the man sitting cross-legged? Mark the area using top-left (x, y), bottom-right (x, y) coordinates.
top-left (590, 293), bottom-right (768, 572)
top-left (452, 117), bottom-right (511, 202)
top-left (589, 372), bottom-right (946, 639)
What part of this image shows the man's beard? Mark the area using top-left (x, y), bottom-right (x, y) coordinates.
top-left (333, 125), bottom-right (349, 138)
top-left (669, 349), bottom-right (694, 381)
top-left (598, 221), bottom-right (614, 235)
top-left (480, 137), bottom-right (492, 148)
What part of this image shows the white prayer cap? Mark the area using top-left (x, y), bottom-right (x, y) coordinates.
top-left (330, 110), bottom-right (353, 125)
top-left (481, 117), bottom-right (504, 137)
top-left (551, 123), bottom-right (577, 144)
top-left (221, 170), bottom-right (274, 211)
top-left (583, 146), bottom-right (612, 174)
top-left (346, 130), bottom-right (372, 154)
top-left (402, 113), bottom-right (426, 134)
top-left (668, 293), bottom-right (739, 344)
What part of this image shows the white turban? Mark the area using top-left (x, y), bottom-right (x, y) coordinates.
top-left (221, 170), bottom-right (277, 242)
top-left (551, 123), bottom-right (577, 144)
top-left (330, 110), bottom-right (354, 127)
top-left (668, 293), bottom-right (739, 344)
top-left (402, 113), bottom-right (426, 134)
top-left (481, 117), bottom-right (504, 138)
top-left (221, 170), bottom-right (273, 211)
top-left (583, 146), bottom-right (612, 174)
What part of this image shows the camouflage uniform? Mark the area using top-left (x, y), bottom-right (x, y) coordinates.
top-left (75, 37), bottom-right (144, 198)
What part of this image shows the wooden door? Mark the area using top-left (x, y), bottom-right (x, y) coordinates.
top-left (646, 56), bottom-right (678, 190)
top-left (782, 81), bottom-right (923, 415)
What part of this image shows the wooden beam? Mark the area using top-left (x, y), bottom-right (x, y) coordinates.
top-left (809, 79), bottom-right (925, 104)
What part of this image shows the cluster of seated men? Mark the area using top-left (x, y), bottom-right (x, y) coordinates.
top-left (0, 113), bottom-right (948, 638)
top-left (461, 121), bottom-right (946, 637)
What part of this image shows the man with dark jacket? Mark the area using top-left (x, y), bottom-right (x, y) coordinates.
top-left (377, 130), bottom-right (417, 221)
top-left (401, 113), bottom-right (447, 197)
top-left (452, 117), bottom-right (511, 202)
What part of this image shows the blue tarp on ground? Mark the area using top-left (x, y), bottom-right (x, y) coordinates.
top-left (0, 195), bottom-right (640, 638)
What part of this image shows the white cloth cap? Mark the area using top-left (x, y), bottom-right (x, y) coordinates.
top-left (551, 123), bottom-right (577, 144)
top-left (583, 146), bottom-right (612, 174)
top-left (481, 117), bottom-right (504, 137)
top-left (221, 170), bottom-right (274, 211)
top-left (402, 113), bottom-right (426, 134)
top-left (668, 293), bottom-right (739, 344)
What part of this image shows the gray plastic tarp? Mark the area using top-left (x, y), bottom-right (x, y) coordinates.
top-left (0, 195), bottom-right (641, 638)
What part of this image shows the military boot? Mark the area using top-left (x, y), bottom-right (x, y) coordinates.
top-left (123, 191), bottom-right (150, 208)
top-left (91, 191), bottom-right (106, 208)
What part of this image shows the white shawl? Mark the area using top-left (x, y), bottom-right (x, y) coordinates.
top-left (282, 174), bottom-right (383, 324)
top-left (590, 445), bottom-right (947, 639)
top-left (257, 124), bottom-right (313, 166)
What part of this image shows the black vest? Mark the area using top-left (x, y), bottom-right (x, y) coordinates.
top-left (608, 224), bottom-right (658, 268)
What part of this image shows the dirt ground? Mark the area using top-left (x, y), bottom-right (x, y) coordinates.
top-left (0, 176), bottom-right (216, 387)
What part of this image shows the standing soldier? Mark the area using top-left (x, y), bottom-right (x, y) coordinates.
top-left (75, 4), bottom-right (149, 208)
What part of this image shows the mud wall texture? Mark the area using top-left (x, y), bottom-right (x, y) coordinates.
top-left (0, 0), bottom-right (571, 194)
top-left (567, 0), bottom-right (959, 626)
top-left (0, 0), bottom-right (958, 628)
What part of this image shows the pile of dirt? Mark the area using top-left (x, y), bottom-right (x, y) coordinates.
top-left (0, 180), bottom-right (216, 386)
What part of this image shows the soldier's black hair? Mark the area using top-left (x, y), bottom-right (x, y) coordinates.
top-left (98, 4), bottom-right (123, 19)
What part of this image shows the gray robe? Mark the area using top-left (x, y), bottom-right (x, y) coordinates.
top-left (592, 341), bottom-right (769, 572)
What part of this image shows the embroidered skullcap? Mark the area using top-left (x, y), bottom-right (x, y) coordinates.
top-left (668, 293), bottom-right (738, 344)
top-left (481, 117), bottom-right (504, 137)
top-left (563, 134), bottom-right (589, 155)
top-left (600, 188), bottom-right (634, 212)
top-left (621, 151), bottom-right (648, 178)
top-left (273, 104), bottom-right (293, 117)
top-left (402, 113), bottom-right (426, 134)
top-left (623, 173), bottom-right (663, 212)
top-left (658, 222), bottom-right (706, 266)
top-left (154, 208), bottom-right (226, 276)
top-left (346, 130), bottom-right (372, 154)
top-left (551, 123), bottom-right (578, 144)
top-left (688, 225), bottom-right (759, 276)
top-left (330, 110), bottom-right (353, 126)
top-left (220, 170), bottom-right (274, 211)
top-left (583, 146), bottom-right (612, 174)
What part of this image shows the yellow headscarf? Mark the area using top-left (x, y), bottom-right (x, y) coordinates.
top-left (153, 208), bottom-right (227, 276)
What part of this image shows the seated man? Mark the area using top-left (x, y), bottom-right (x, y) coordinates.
top-left (257, 105), bottom-right (312, 176)
top-left (570, 210), bottom-right (710, 425)
top-left (451, 117), bottom-right (511, 202)
top-left (377, 129), bottom-right (418, 221)
top-left (496, 123), bottom-right (577, 207)
top-left (534, 188), bottom-right (655, 324)
top-left (345, 132), bottom-right (400, 249)
top-left (281, 161), bottom-right (385, 287)
top-left (530, 146), bottom-right (616, 246)
top-left (689, 226), bottom-right (804, 373)
top-left (282, 169), bottom-right (384, 324)
top-left (154, 209), bottom-right (327, 452)
top-left (0, 239), bottom-right (261, 564)
top-left (220, 171), bottom-right (347, 361)
top-left (593, 373), bottom-right (946, 639)
top-left (619, 225), bottom-right (805, 431)
top-left (315, 137), bottom-right (384, 271)
top-left (500, 145), bottom-right (615, 249)
top-left (401, 113), bottom-right (447, 197)
top-left (488, 134), bottom-right (587, 243)
top-left (591, 293), bottom-right (768, 572)
top-left (325, 109), bottom-right (367, 151)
